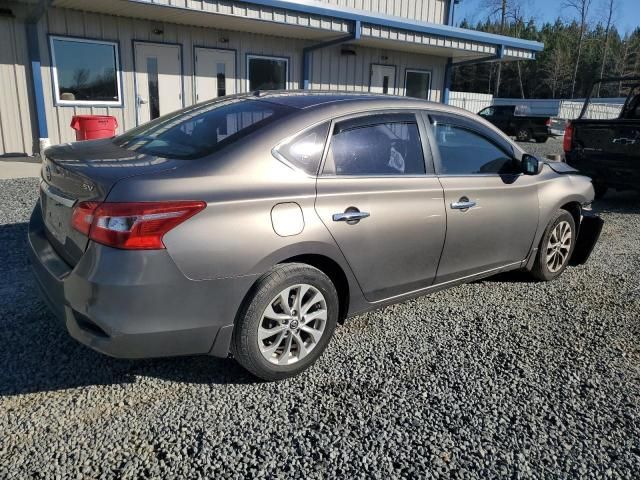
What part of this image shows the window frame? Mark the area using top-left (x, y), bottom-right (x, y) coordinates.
top-left (404, 68), bottom-right (432, 101)
top-left (319, 110), bottom-right (435, 178)
top-left (49, 35), bottom-right (123, 107)
top-left (246, 54), bottom-right (289, 91)
top-left (422, 111), bottom-right (521, 177)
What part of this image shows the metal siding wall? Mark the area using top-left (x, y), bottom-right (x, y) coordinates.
top-left (319, 0), bottom-right (449, 24)
top-left (309, 44), bottom-right (446, 102)
top-left (0, 15), bottom-right (36, 156)
top-left (39, 7), bottom-right (309, 146)
top-left (19, 6), bottom-right (450, 150)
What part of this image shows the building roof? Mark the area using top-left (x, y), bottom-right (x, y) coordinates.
top-left (246, 0), bottom-right (543, 53)
top-left (49, 0), bottom-right (543, 60)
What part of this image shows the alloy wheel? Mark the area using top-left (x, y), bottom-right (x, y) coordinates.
top-left (546, 220), bottom-right (572, 273)
top-left (258, 284), bottom-right (328, 365)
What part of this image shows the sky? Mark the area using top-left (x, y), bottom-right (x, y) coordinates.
top-left (453, 0), bottom-right (640, 35)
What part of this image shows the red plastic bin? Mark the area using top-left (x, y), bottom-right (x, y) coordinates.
top-left (70, 115), bottom-right (118, 141)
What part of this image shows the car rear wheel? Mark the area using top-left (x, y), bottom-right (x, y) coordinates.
top-left (516, 128), bottom-right (533, 142)
top-left (231, 263), bottom-right (339, 381)
top-left (530, 209), bottom-right (576, 281)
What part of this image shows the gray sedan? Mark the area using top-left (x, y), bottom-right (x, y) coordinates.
top-left (28, 92), bottom-right (603, 380)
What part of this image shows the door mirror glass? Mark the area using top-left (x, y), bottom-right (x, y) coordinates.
top-left (522, 154), bottom-right (543, 175)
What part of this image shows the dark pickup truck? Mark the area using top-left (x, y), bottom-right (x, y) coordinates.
top-left (564, 77), bottom-right (640, 198)
top-left (478, 104), bottom-right (557, 143)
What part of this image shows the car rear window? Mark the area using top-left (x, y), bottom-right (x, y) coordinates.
top-left (115, 98), bottom-right (295, 159)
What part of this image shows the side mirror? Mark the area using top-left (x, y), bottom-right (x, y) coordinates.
top-left (522, 154), bottom-right (543, 175)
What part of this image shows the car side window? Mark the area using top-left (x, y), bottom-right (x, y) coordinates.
top-left (431, 121), bottom-right (519, 175)
top-left (323, 116), bottom-right (427, 176)
top-left (479, 107), bottom-right (494, 117)
top-left (274, 122), bottom-right (330, 175)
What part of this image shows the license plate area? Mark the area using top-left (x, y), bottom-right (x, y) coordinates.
top-left (41, 182), bottom-right (76, 245)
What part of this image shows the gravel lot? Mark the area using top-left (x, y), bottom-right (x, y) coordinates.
top-left (1, 142), bottom-right (639, 478)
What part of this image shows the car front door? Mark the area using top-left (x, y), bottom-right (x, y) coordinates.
top-left (315, 112), bottom-right (446, 302)
top-left (426, 112), bottom-right (539, 283)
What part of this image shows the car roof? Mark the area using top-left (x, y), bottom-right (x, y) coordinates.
top-left (244, 90), bottom-right (442, 110)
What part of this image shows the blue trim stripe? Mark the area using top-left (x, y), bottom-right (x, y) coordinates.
top-left (240, 0), bottom-right (544, 52)
top-left (26, 22), bottom-right (48, 139)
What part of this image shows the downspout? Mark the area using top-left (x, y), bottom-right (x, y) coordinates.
top-left (25, 0), bottom-right (51, 155)
top-left (442, 44), bottom-right (505, 104)
top-left (301, 20), bottom-right (361, 90)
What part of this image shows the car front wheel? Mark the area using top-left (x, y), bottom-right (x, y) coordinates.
top-left (530, 209), bottom-right (576, 281)
top-left (232, 263), bottom-right (339, 381)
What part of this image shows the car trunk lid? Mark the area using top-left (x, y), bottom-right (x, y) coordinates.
top-left (40, 138), bottom-right (184, 266)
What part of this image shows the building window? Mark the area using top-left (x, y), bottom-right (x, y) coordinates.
top-left (247, 55), bottom-right (288, 91)
top-left (404, 70), bottom-right (431, 100)
top-left (50, 36), bottom-right (122, 106)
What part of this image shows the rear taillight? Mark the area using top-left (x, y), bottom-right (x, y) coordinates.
top-left (545, 117), bottom-right (552, 127)
top-left (71, 201), bottom-right (206, 250)
top-left (563, 122), bottom-right (574, 153)
top-left (71, 201), bottom-right (100, 235)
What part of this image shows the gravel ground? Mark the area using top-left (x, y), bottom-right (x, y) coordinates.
top-left (1, 156), bottom-right (639, 478)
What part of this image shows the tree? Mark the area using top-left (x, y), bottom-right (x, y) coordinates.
top-left (563, 0), bottom-right (593, 98)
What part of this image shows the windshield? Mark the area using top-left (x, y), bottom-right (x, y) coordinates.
top-left (115, 98), bottom-right (295, 159)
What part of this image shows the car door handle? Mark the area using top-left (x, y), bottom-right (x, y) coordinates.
top-left (332, 211), bottom-right (370, 222)
top-left (450, 200), bottom-right (477, 210)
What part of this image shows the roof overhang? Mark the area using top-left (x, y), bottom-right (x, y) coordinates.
top-left (48, 0), bottom-right (543, 61)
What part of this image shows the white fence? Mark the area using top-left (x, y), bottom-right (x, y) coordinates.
top-left (447, 91), bottom-right (493, 113)
top-left (449, 91), bottom-right (625, 120)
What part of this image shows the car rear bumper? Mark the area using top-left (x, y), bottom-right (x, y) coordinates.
top-left (28, 203), bottom-right (256, 359)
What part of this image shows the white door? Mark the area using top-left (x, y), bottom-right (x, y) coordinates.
top-left (370, 65), bottom-right (396, 95)
top-left (134, 43), bottom-right (182, 124)
top-left (194, 48), bottom-right (236, 103)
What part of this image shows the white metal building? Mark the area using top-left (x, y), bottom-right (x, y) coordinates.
top-left (0, 0), bottom-right (543, 156)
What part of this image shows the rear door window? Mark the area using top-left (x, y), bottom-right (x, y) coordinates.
top-left (323, 114), bottom-right (428, 176)
top-left (115, 98), bottom-right (294, 159)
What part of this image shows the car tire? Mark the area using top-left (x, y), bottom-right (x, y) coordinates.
top-left (530, 209), bottom-right (576, 281)
top-left (231, 263), bottom-right (339, 381)
top-left (593, 182), bottom-right (608, 199)
top-left (516, 128), bottom-right (533, 142)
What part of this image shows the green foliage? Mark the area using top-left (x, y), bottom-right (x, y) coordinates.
top-left (452, 17), bottom-right (640, 99)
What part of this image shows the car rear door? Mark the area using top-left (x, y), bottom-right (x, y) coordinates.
top-left (425, 112), bottom-right (539, 283)
top-left (314, 112), bottom-right (446, 302)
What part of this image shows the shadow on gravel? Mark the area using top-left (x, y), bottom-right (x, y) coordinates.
top-left (476, 270), bottom-right (536, 284)
top-left (594, 190), bottom-right (640, 215)
top-left (0, 221), bottom-right (258, 398)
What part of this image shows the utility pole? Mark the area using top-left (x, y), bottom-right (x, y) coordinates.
top-left (494, 0), bottom-right (507, 96)
top-left (596, 0), bottom-right (615, 97)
